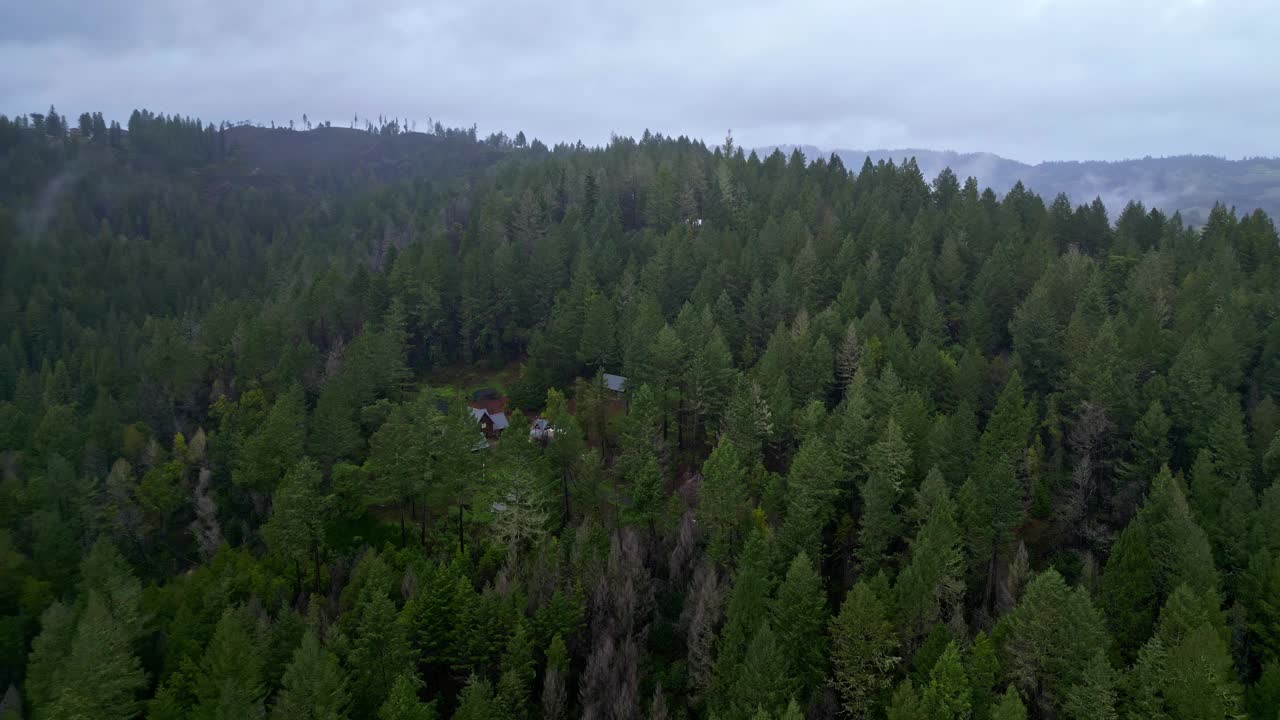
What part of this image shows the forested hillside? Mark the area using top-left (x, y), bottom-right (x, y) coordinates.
top-left (2, 107), bottom-right (1280, 720)
top-left (766, 144), bottom-right (1280, 227)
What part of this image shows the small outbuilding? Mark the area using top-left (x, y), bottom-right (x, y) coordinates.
top-left (529, 418), bottom-right (555, 442)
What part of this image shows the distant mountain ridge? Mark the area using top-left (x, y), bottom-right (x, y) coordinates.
top-left (758, 144), bottom-right (1280, 225)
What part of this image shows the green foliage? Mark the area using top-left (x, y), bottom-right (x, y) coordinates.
top-left (895, 482), bottom-right (964, 645)
top-left (771, 552), bottom-right (829, 704)
top-left (235, 384), bottom-right (307, 495)
top-left (999, 569), bottom-right (1109, 713)
top-left (193, 608), bottom-right (266, 720)
top-left (1100, 466), bottom-right (1219, 657)
top-left (3, 108), bottom-right (1280, 720)
top-left (378, 673), bottom-right (438, 720)
top-left (453, 674), bottom-right (498, 720)
top-left (347, 591), bottom-right (416, 718)
top-left (987, 688), bottom-right (1026, 720)
top-left (921, 642), bottom-right (971, 720)
top-left (776, 437), bottom-right (839, 567)
top-left (271, 629), bottom-right (350, 720)
top-left (27, 594), bottom-right (145, 720)
top-left (711, 528), bottom-right (774, 710)
top-left (263, 458), bottom-right (327, 592)
top-left (965, 632), bottom-right (999, 720)
top-left (830, 581), bottom-right (900, 719)
top-left (699, 437), bottom-right (748, 562)
top-left (859, 420), bottom-right (911, 574)
top-left (1119, 584), bottom-right (1243, 719)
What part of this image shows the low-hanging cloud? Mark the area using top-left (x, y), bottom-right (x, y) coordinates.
top-left (2, 0), bottom-right (1276, 162)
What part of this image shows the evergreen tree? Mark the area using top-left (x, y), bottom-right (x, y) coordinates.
top-left (699, 437), bottom-right (748, 561)
top-left (1000, 569), bottom-right (1108, 712)
top-left (859, 419), bottom-right (911, 574)
top-left (887, 680), bottom-right (923, 720)
top-left (193, 608), bottom-right (266, 720)
top-left (771, 552), bottom-right (829, 703)
top-left (895, 483), bottom-right (964, 645)
top-left (271, 629), bottom-right (350, 720)
top-left (711, 528), bottom-right (774, 708)
top-left (920, 642), bottom-right (971, 720)
top-left (728, 623), bottom-right (789, 718)
top-left (1060, 651), bottom-right (1117, 720)
top-left (495, 622), bottom-right (536, 719)
top-left (30, 594), bottom-right (145, 720)
top-left (776, 437), bottom-right (839, 567)
top-left (965, 632), bottom-right (1000, 720)
top-left (234, 384), bottom-right (306, 495)
top-left (378, 674), bottom-right (437, 720)
top-left (987, 688), bottom-right (1026, 720)
top-left (453, 674), bottom-right (498, 720)
top-left (263, 458), bottom-right (327, 597)
top-left (1100, 466), bottom-right (1219, 657)
top-left (347, 592), bottom-right (416, 718)
top-left (829, 581), bottom-right (900, 719)
top-left (541, 634), bottom-right (569, 720)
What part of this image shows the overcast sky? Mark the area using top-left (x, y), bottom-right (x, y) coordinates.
top-left (2, 0), bottom-right (1276, 162)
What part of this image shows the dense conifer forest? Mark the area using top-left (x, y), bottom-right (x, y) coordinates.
top-left (3, 106), bottom-right (1280, 720)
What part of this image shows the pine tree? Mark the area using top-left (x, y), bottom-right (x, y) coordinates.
top-left (771, 552), bottom-right (829, 704)
top-left (721, 375), bottom-right (773, 463)
top-left (347, 592), bottom-right (416, 718)
top-left (33, 594), bottom-right (145, 720)
top-left (776, 437), bottom-right (839, 567)
top-left (234, 383), bottom-right (306, 495)
top-left (541, 634), bottom-right (569, 720)
top-left (687, 329), bottom-right (736, 441)
top-left (965, 632), bottom-right (999, 720)
top-left (1100, 466), bottom-right (1219, 657)
top-left (1060, 651), bottom-right (1117, 720)
top-left (895, 483), bottom-right (964, 645)
top-left (1114, 400), bottom-right (1171, 517)
top-left (24, 602), bottom-right (76, 713)
top-left (271, 629), bottom-right (350, 720)
top-left (496, 622), bottom-right (536, 719)
top-left (988, 688), bottom-right (1026, 720)
top-left (858, 419), bottom-right (911, 574)
top-left (1156, 586), bottom-right (1242, 718)
top-left (577, 290), bottom-right (617, 370)
top-left (365, 396), bottom-right (433, 546)
top-left (829, 581), bottom-right (900, 719)
top-left (309, 383), bottom-right (361, 466)
top-left (193, 608), bottom-right (266, 720)
top-left (887, 680), bottom-right (923, 720)
top-left (1001, 569), bottom-right (1109, 712)
top-left (1246, 662), bottom-right (1280, 720)
top-left (623, 445), bottom-right (664, 532)
top-left (711, 528), bottom-right (774, 708)
top-left (728, 623), bottom-right (789, 718)
top-left (837, 321), bottom-right (863, 396)
top-left (920, 641), bottom-right (971, 720)
top-left (453, 674), bottom-right (498, 720)
top-left (699, 437), bottom-right (747, 561)
top-left (960, 373), bottom-right (1031, 557)
top-left (263, 458), bottom-right (327, 598)
top-left (378, 674), bottom-right (437, 720)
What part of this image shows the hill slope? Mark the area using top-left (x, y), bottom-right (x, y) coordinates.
top-left (762, 144), bottom-right (1280, 223)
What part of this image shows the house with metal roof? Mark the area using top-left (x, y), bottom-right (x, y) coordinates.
top-left (471, 407), bottom-right (509, 439)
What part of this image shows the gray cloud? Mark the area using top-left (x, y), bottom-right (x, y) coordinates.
top-left (1, 0), bottom-right (1276, 161)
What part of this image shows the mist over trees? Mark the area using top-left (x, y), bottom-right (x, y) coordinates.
top-left (2, 107), bottom-right (1280, 720)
